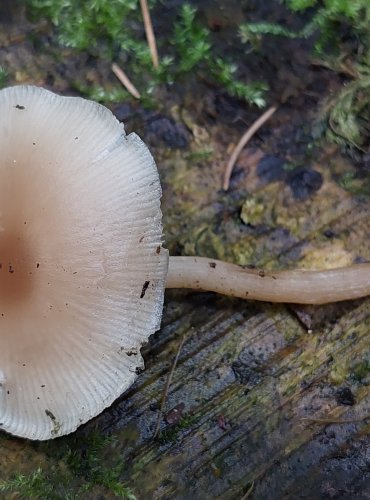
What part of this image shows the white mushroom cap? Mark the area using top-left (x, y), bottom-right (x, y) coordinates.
top-left (0, 85), bottom-right (168, 440)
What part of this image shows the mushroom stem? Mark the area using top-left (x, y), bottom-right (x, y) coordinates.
top-left (166, 256), bottom-right (370, 305)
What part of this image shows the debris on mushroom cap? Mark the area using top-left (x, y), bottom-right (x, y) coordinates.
top-left (0, 85), bottom-right (168, 440)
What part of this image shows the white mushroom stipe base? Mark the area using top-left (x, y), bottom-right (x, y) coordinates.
top-left (0, 86), bottom-right (168, 440)
top-left (0, 86), bottom-right (369, 441)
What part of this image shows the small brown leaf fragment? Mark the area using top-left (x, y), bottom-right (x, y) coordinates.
top-left (164, 402), bottom-right (185, 425)
top-left (335, 387), bottom-right (355, 406)
top-left (218, 414), bottom-right (228, 431)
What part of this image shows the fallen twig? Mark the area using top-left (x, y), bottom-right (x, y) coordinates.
top-left (153, 332), bottom-right (189, 438)
top-left (140, 0), bottom-right (159, 69)
top-left (222, 106), bottom-right (277, 191)
top-left (111, 63), bottom-right (141, 99)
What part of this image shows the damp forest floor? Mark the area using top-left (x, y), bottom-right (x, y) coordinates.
top-left (1, 1), bottom-right (370, 499)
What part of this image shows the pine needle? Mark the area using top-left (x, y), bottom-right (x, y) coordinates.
top-left (140, 0), bottom-right (159, 69)
top-left (223, 106), bottom-right (277, 191)
top-left (111, 63), bottom-right (141, 99)
top-left (153, 333), bottom-right (189, 438)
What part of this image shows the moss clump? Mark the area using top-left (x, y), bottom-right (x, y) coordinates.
top-left (352, 360), bottom-right (370, 383)
top-left (63, 432), bottom-right (136, 498)
top-left (0, 468), bottom-right (59, 499)
top-left (0, 431), bottom-right (136, 499)
top-left (0, 66), bottom-right (8, 89)
top-left (240, 198), bottom-right (266, 227)
top-left (325, 75), bottom-right (370, 152)
top-left (157, 414), bottom-right (200, 445)
top-left (26, 1), bottom-right (267, 107)
top-left (241, 0), bottom-right (370, 58)
top-left (240, 0), bottom-right (370, 151)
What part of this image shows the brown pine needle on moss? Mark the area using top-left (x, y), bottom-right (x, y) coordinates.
top-left (223, 106), bottom-right (277, 191)
top-left (111, 63), bottom-right (141, 99)
top-left (140, 0), bottom-right (159, 69)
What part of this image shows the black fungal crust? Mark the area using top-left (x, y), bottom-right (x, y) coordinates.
top-left (335, 387), bottom-right (356, 406)
top-left (145, 115), bottom-right (188, 149)
top-left (286, 166), bottom-right (323, 200)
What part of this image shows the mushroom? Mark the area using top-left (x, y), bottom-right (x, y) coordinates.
top-left (0, 85), bottom-right (369, 441)
top-left (0, 85), bottom-right (168, 440)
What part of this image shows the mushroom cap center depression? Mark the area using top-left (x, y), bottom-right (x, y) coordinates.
top-left (0, 229), bottom-right (35, 303)
top-left (0, 155), bottom-right (43, 307)
top-left (0, 153), bottom-right (54, 311)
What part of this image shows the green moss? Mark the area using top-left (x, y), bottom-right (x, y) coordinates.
top-left (210, 58), bottom-right (267, 107)
top-left (185, 149), bottom-right (214, 163)
top-left (26, 1), bottom-right (267, 107)
top-left (240, 198), bottom-right (266, 227)
top-left (339, 170), bottom-right (370, 197)
top-left (72, 83), bottom-right (129, 104)
top-left (326, 75), bottom-right (370, 151)
top-left (63, 432), bottom-right (136, 498)
top-left (329, 362), bottom-right (350, 385)
top-left (157, 414), bottom-right (200, 445)
top-left (285, 0), bottom-right (370, 55)
top-left (0, 66), bottom-right (8, 89)
top-left (0, 468), bottom-right (63, 499)
top-left (352, 360), bottom-right (370, 382)
top-left (172, 4), bottom-right (211, 73)
top-left (0, 431), bottom-right (136, 499)
top-left (282, 382), bottom-right (298, 397)
top-left (240, 0), bottom-right (370, 150)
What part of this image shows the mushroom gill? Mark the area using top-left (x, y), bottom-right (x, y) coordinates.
top-left (0, 85), bottom-right (168, 440)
